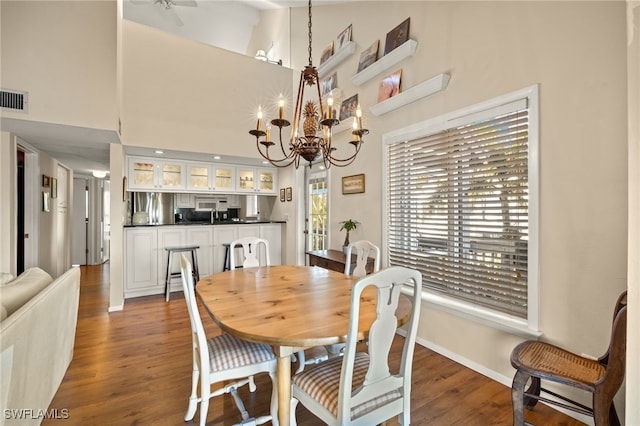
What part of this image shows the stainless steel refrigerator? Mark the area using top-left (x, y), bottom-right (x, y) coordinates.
top-left (132, 192), bottom-right (175, 225)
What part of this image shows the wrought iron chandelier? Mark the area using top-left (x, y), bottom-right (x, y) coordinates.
top-left (249, 0), bottom-right (368, 168)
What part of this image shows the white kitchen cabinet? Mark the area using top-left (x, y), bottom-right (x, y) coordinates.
top-left (259, 223), bottom-right (282, 265)
top-left (127, 156), bottom-right (186, 191)
top-left (213, 165), bottom-right (236, 192)
top-left (236, 167), bottom-right (277, 194)
top-left (125, 224), bottom-right (282, 297)
top-left (176, 193), bottom-right (195, 208)
top-left (186, 226), bottom-right (214, 277)
top-left (186, 163), bottom-right (236, 193)
top-left (227, 194), bottom-right (241, 208)
top-left (124, 228), bottom-right (159, 298)
top-left (186, 163), bottom-right (211, 191)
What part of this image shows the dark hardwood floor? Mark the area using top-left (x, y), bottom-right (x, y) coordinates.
top-left (44, 264), bottom-right (584, 425)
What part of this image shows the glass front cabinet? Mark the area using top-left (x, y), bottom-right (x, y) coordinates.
top-left (236, 168), bottom-right (277, 194)
top-left (128, 157), bottom-right (186, 191)
top-left (186, 163), bottom-right (236, 192)
top-left (127, 156), bottom-right (275, 195)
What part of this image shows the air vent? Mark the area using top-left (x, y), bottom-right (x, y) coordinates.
top-left (1, 89), bottom-right (28, 112)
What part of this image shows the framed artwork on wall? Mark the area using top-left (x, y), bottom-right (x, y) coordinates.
top-left (357, 40), bottom-right (379, 73)
top-left (42, 191), bottom-right (50, 212)
top-left (286, 187), bottom-right (293, 201)
top-left (320, 41), bottom-right (334, 64)
top-left (342, 174), bottom-right (365, 194)
top-left (384, 17), bottom-right (410, 55)
top-left (378, 69), bottom-right (402, 102)
top-left (337, 24), bottom-right (352, 50)
top-left (340, 94), bottom-right (359, 121)
top-left (280, 188), bottom-right (286, 202)
top-left (51, 178), bottom-right (58, 199)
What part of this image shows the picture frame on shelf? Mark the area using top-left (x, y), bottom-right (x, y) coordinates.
top-left (357, 40), bottom-right (379, 73)
top-left (280, 188), bottom-right (286, 202)
top-left (378, 69), bottom-right (402, 102)
top-left (336, 24), bottom-right (352, 50)
top-left (286, 187), bottom-right (293, 201)
top-left (340, 94), bottom-right (359, 121)
top-left (384, 17), bottom-right (410, 55)
top-left (42, 174), bottom-right (50, 188)
top-left (320, 41), bottom-right (334, 64)
top-left (321, 71), bottom-right (338, 96)
top-left (342, 174), bottom-right (365, 195)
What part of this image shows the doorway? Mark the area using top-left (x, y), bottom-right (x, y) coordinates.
top-left (16, 142), bottom-right (39, 273)
top-left (71, 178), bottom-right (88, 265)
top-left (16, 149), bottom-right (25, 274)
top-left (304, 166), bottom-right (328, 254)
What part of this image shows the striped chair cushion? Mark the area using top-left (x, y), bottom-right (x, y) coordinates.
top-left (292, 352), bottom-right (402, 420)
top-left (207, 333), bottom-right (275, 372)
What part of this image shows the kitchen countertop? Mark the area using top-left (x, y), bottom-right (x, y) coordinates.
top-left (124, 220), bottom-right (285, 228)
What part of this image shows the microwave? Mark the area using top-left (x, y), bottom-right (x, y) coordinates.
top-left (195, 197), bottom-right (227, 212)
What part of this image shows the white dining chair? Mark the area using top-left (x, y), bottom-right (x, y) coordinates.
top-left (344, 240), bottom-right (381, 278)
top-left (313, 240), bottom-right (380, 362)
top-left (290, 266), bottom-right (422, 426)
top-left (229, 236), bottom-right (271, 269)
top-left (179, 255), bottom-right (278, 426)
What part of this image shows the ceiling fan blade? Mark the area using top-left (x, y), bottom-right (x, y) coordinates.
top-left (172, 0), bottom-right (197, 7)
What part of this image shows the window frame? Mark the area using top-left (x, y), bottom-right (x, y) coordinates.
top-left (382, 85), bottom-right (540, 337)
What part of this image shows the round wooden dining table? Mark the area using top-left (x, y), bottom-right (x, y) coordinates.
top-left (196, 265), bottom-right (412, 426)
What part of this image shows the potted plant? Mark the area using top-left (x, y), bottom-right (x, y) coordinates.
top-left (340, 219), bottom-right (360, 254)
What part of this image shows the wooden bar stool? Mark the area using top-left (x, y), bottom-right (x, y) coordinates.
top-left (222, 243), bottom-right (242, 271)
top-left (164, 245), bottom-right (199, 302)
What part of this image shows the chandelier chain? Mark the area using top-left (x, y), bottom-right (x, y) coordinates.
top-left (307, 0), bottom-right (313, 66)
top-left (249, 0), bottom-right (368, 168)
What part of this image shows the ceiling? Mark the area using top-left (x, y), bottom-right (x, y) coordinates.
top-left (2, 0), bottom-right (308, 177)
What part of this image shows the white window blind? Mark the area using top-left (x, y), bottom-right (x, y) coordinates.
top-left (386, 101), bottom-right (530, 318)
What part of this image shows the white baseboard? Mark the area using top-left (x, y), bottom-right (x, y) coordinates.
top-left (108, 305), bottom-right (123, 312)
top-left (397, 330), bottom-right (594, 425)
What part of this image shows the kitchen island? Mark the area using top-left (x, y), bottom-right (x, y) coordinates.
top-left (124, 221), bottom-right (283, 299)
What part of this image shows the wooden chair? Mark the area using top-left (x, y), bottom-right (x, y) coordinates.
top-left (344, 240), bottom-right (381, 278)
top-left (291, 266), bottom-right (422, 426)
top-left (510, 290), bottom-right (627, 426)
top-left (229, 236), bottom-right (270, 269)
top-left (179, 255), bottom-right (278, 426)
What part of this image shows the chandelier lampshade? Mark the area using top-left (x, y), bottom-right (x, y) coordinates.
top-left (249, 0), bottom-right (368, 168)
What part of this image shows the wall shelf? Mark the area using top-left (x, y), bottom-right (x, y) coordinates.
top-left (369, 73), bottom-right (450, 116)
top-left (330, 118), bottom-right (355, 135)
top-left (352, 39), bottom-right (418, 86)
top-left (317, 41), bottom-right (357, 79)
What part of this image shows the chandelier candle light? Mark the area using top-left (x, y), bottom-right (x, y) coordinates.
top-left (249, 0), bottom-right (368, 168)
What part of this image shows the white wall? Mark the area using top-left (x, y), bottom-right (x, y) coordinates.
top-left (287, 0), bottom-right (628, 417)
top-left (626, 1), bottom-right (639, 424)
top-left (0, 1), bottom-right (116, 131)
top-left (120, 19), bottom-right (293, 157)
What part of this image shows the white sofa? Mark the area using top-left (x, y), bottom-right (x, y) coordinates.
top-left (0, 266), bottom-right (81, 425)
